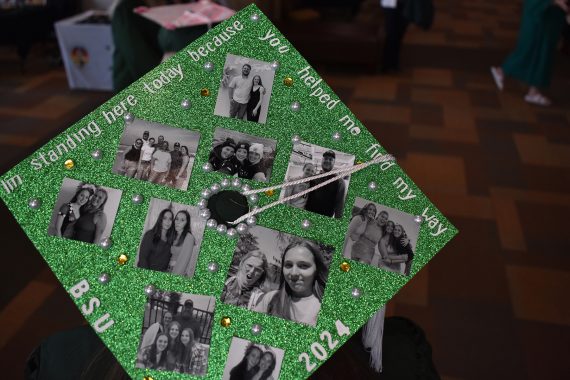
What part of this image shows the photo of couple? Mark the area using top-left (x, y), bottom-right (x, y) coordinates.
top-left (221, 225), bottom-right (333, 327)
top-left (342, 198), bottom-right (420, 276)
top-left (222, 337), bottom-right (284, 380)
top-left (134, 198), bottom-right (206, 278)
top-left (136, 292), bottom-right (214, 377)
top-left (48, 178), bottom-right (122, 245)
top-left (214, 54), bottom-right (276, 125)
top-left (112, 117), bottom-right (200, 191)
top-left (208, 127), bottom-right (277, 182)
top-left (280, 141), bottom-right (355, 219)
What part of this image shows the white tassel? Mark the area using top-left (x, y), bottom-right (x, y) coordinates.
top-left (362, 306), bottom-right (386, 372)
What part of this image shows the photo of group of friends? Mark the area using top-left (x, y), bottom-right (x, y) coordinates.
top-left (208, 127), bottom-right (277, 182)
top-left (222, 337), bottom-right (285, 380)
top-left (48, 178), bottom-right (122, 245)
top-left (112, 118), bottom-right (200, 191)
top-left (214, 54), bottom-right (276, 125)
top-left (343, 197), bottom-right (419, 276)
top-left (280, 141), bottom-right (355, 219)
top-left (136, 292), bottom-right (214, 376)
top-left (134, 198), bottom-right (206, 278)
top-left (221, 225), bottom-right (333, 327)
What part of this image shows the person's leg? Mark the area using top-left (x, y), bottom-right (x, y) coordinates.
top-left (229, 99), bottom-right (239, 118)
top-left (236, 102), bottom-right (248, 120)
top-left (125, 160), bottom-right (137, 178)
top-left (381, 7), bottom-right (398, 72)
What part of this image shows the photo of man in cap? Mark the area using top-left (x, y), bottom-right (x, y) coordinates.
top-left (305, 150), bottom-right (347, 218)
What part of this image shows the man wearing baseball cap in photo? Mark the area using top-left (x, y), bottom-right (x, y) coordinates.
top-left (305, 150), bottom-right (346, 218)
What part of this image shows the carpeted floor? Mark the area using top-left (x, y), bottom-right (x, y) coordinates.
top-left (1, 0), bottom-right (569, 379)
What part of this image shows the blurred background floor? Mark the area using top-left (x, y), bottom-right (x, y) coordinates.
top-left (1, 0), bottom-right (570, 379)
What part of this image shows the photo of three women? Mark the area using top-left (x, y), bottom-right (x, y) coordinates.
top-left (48, 178), bottom-right (122, 245)
top-left (136, 293), bottom-right (213, 376)
top-left (214, 54), bottom-right (276, 125)
top-left (112, 118), bottom-right (199, 191)
top-left (208, 128), bottom-right (277, 182)
top-left (343, 198), bottom-right (419, 276)
top-left (134, 198), bottom-right (205, 278)
top-left (220, 225), bottom-right (333, 327)
top-left (222, 337), bottom-right (284, 380)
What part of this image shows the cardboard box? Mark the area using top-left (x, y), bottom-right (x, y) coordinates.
top-left (55, 10), bottom-right (113, 91)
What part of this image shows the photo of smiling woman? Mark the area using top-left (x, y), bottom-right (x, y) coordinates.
top-left (224, 225), bottom-right (333, 326)
top-left (135, 198), bottom-right (206, 277)
top-left (222, 337), bottom-right (285, 380)
top-left (48, 178), bottom-right (122, 245)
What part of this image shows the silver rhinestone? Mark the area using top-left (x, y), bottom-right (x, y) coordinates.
top-left (270, 61), bottom-right (280, 71)
top-left (210, 183), bottom-right (221, 193)
top-left (231, 178), bottom-right (242, 188)
top-left (181, 99), bottom-right (191, 109)
top-left (227, 228), bottom-right (238, 238)
top-left (98, 273), bottom-right (110, 284)
top-left (201, 188), bottom-right (212, 199)
top-left (144, 284), bottom-right (156, 296)
top-left (351, 287), bottom-right (362, 298)
top-left (199, 209), bottom-right (211, 219)
top-left (291, 101), bottom-right (301, 112)
top-left (99, 237), bottom-right (112, 249)
top-left (207, 262), bottom-right (219, 272)
top-left (250, 13), bottom-right (259, 21)
top-left (251, 324), bottom-right (262, 335)
top-left (206, 219), bottom-right (218, 229)
top-left (241, 184), bottom-right (251, 192)
top-left (332, 131), bottom-right (341, 141)
top-left (131, 194), bottom-right (144, 204)
top-left (246, 216), bottom-right (257, 226)
top-left (197, 199), bottom-right (208, 209)
top-left (203, 61), bottom-right (214, 72)
top-left (202, 162), bottom-right (213, 172)
top-left (291, 135), bottom-right (301, 144)
top-left (236, 223), bottom-right (248, 234)
top-left (249, 194), bottom-right (259, 204)
top-left (124, 113), bottom-right (134, 123)
top-left (216, 224), bottom-right (228, 235)
top-left (301, 219), bottom-right (311, 229)
top-left (368, 181), bottom-right (377, 190)
top-left (414, 215), bottom-right (424, 223)
top-left (28, 198), bottom-right (41, 209)
top-left (220, 178), bottom-right (230, 187)
top-left (91, 149), bottom-right (102, 160)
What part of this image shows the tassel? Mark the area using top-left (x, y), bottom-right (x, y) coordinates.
top-left (362, 306), bottom-right (386, 372)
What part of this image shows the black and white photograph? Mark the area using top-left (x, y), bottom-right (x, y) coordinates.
top-left (134, 198), bottom-right (206, 278)
top-left (208, 127), bottom-right (277, 182)
top-left (214, 54), bottom-right (276, 124)
top-left (221, 225), bottom-right (333, 327)
top-left (280, 141), bottom-right (355, 219)
top-left (342, 197), bottom-right (420, 276)
top-left (135, 291), bottom-right (214, 376)
top-left (47, 178), bottom-right (122, 245)
top-left (221, 337), bottom-right (285, 380)
top-left (112, 117), bottom-right (200, 191)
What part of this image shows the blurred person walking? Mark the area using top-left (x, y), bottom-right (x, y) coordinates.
top-left (491, 0), bottom-right (569, 106)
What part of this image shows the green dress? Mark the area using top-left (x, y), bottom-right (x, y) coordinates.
top-left (502, 0), bottom-right (566, 88)
top-left (111, 0), bottom-right (162, 92)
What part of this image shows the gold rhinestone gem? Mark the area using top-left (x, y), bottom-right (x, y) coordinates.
top-left (200, 88), bottom-right (210, 96)
top-left (264, 189), bottom-right (275, 196)
top-left (220, 316), bottom-right (232, 327)
top-left (340, 261), bottom-right (351, 272)
top-left (283, 77), bottom-right (293, 86)
top-left (64, 159), bottom-right (75, 169)
top-left (118, 254), bottom-right (128, 265)
top-left (143, 376), bottom-right (154, 380)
